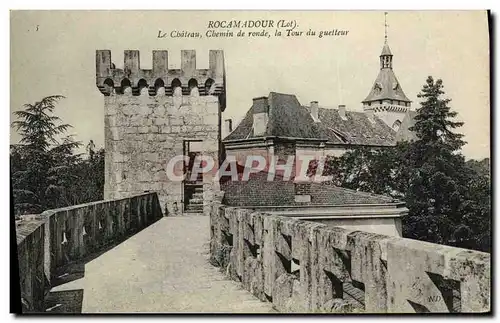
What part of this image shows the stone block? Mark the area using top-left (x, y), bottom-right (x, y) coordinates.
top-left (169, 115), bottom-right (184, 126)
top-left (121, 104), bottom-right (137, 116)
top-left (138, 104), bottom-right (151, 116)
top-left (109, 126), bottom-right (121, 140)
top-left (243, 256), bottom-right (265, 301)
top-left (386, 238), bottom-right (463, 313)
top-left (137, 126), bottom-right (149, 134)
top-left (203, 112), bottom-right (219, 125)
top-left (347, 231), bottom-right (393, 313)
top-left (154, 118), bottom-right (168, 126)
top-left (263, 216), bottom-right (288, 298)
top-left (243, 214), bottom-right (255, 246)
top-left (448, 250), bottom-right (490, 313)
top-left (154, 105), bottom-right (166, 115)
top-left (273, 273), bottom-right (296, 312)
top-left (105, 103), bottom-right (118, 116)
top-left (160, 125), bottom-right (171, 134)
top-left (253, 212), bottom-right (264, 247)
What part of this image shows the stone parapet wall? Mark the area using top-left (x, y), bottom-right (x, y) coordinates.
top-left (16, 219), bottom-right (47, 313)
top-left (96, 50), bottom-right (225, 97)
top-left (15, 192), bottom-right (163, 313)
top-left (209, 195), bottom-right (490, 313)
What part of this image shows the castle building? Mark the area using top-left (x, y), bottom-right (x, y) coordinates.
top-left (219, 32), bottom-right (414, 237)
top-left (96, 49), bottom-right (226, 216)
top-left (223, 37), bottom-right (416, 166)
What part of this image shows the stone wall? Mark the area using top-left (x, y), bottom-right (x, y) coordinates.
top-left (16, 219), bottom-right (47, 313)
top-left (209, 196), bottom-right (490, 313)
top-left (96, 50), bottom-right (225, 215)
top-left (15, 192), bottom-right (163, 313)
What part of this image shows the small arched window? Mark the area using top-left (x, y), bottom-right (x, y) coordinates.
top-left (154, 78), bottom-right (165, 95)
top-left (120, 79), bottom-right (132, 95)
top-left (171, 78), bottom-right (182, 90)
top-left (205, 78), bottom-right (215, 95)
top-left (103, 78), bottom-right (114, 96)
top-left (137, 79), bottom-right (148, 96)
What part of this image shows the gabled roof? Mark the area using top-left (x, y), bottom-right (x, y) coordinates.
top-left (223, 92), bottom-right (397, 147)
top-left (362, 68), bottom-right (411, 103)
top-left (223, 92), bottom-right (326, 142)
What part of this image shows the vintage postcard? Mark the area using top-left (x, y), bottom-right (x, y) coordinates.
top-left (10, 10), bottom-right (491, 314)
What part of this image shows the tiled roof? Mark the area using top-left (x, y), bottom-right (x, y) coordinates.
top-left (317, 108), bottom-right (396, 146)
top-left (363, 68), bottom-right (411, 103)
top-left (223, 92), bottom-right (397, 146)
top-left (308, 183), bottom-right (397, 205)
top-left (221, 169), bottom-right (399, 207)
top-left (223, 92), bottom-right (326, 142)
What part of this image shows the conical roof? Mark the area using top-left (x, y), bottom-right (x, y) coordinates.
top-left (363, 68), bottom-right (411, 103)
top-left (381, 43), bottom-right (392, 56)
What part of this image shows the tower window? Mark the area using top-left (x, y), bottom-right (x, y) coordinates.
top-left (379, 100), bottom-right (383, 104)
top-left (392, 120), bottom-right (402, 132)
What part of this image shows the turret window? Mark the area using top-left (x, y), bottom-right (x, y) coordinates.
top-left (392, 120), bottom-right (402, 132)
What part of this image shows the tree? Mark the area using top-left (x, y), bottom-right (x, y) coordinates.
top-left (314, 76), bottom-right (491, 252)
top-left (403, 76), bottom-right (471, 245)
top-left (11, 95), bottom-right (81, 214)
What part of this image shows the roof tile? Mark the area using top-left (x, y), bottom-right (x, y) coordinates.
top-left (224, 92), bottom-right (397, 146)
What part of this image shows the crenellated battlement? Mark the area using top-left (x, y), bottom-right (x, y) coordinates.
top-left (96, 50), bottom-right (225, 97)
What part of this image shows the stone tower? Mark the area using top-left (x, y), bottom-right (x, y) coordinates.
top-left (362, 22), bottom-right (411, 131)
top-left (96, 49), bottom-right (225, 216)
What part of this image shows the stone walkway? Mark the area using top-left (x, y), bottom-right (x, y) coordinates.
top-left (49, 216), bottom-right (275, 313)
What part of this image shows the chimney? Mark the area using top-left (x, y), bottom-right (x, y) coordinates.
top-left (310, 101), bottom-right (319, 122)
top-left (253, 96), bottom-right (269, 136)
top-left (338, 104), bottom-right (347, 120)
top-left (222, 119), bottom-right (233, 138)
top-left (224, 119), bottom-right (233, 135)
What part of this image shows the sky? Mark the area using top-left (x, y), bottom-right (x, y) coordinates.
top-left (10, 10), bottom-right (490, 159)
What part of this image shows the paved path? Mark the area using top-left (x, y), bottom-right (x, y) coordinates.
top-left (50, 216), bottom-right (275, 313)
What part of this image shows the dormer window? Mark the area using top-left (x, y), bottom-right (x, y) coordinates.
top-left (392, 120), bottom-right (402, 132)
top-left (328, 127), bottom-right (349, 143)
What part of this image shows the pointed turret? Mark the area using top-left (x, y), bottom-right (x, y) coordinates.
top-left (362, 41), bottom-right (410, 104)
top-left (381, 43), bottom-right (392, 56)
top-left (362, 12), bottom-right (412, 132)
